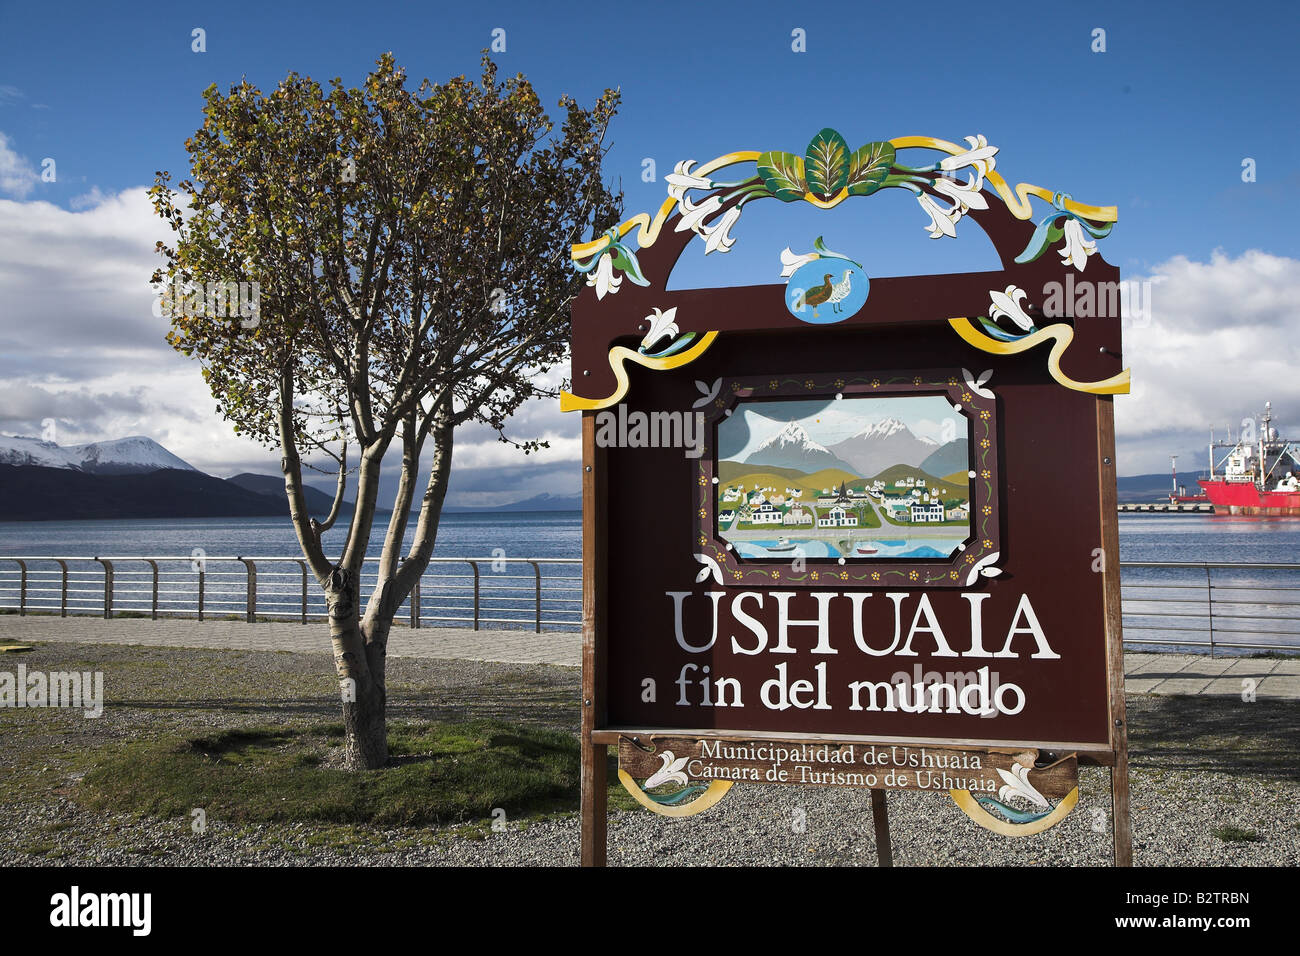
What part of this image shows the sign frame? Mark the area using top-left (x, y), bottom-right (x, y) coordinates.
top-left (569, 129), bottom-right (1132, 867)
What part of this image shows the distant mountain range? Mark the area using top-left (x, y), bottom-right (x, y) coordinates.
top-left (729, 417), bottom-right (963, 480)
top-left (0, 435), bottom-right (197, 475)
top-left (0, 434), bottom-right (581, 521)
top-left (745, 422), bottom-right (856, 474)
top-left (826, 417), bottom-right (942, 477)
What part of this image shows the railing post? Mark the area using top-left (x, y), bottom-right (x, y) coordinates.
top-left (145, 559), bottom-right (159, 620)
top-left (95, 558), bottom-right (114, 619)
top-left (198, 568), bottom-right (205, 622)
top-left (1205, 564), bottom-right (1215, 658)
top-left (239, 558), bottom-right (257, 623)
top-left (410, 580), bottom-right (420, 629)
top-left (529, 560), bottom-right (542, 633)
top-left (56, 559), bottom-right (67, 617)
top-left (16, 559), bottom-right (26, 616)
top-left (469, 560), bottom-right (480, 631)
top-left (298, 560), bottom-right (308, 624)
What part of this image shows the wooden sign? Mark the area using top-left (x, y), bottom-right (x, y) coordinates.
top-left (566, 129), bottom-right (1131, 866)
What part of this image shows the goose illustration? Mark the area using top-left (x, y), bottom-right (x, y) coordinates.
top-left (791, 269), bottom-right (853, 318)
top-left (826, 269), bottom-right (854, 313)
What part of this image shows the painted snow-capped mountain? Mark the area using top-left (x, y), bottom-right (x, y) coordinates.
top-left (826, 418), bottom-right (938, 477)
top-left (744, 421), bottom-right (857, 474)
top-left (0, 435), bottom-right (198, 475)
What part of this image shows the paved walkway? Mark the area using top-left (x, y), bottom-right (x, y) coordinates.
top-left (2, 617), bottom-right (1298, 698)
top-left (0, 616), bottom-right (581, 667)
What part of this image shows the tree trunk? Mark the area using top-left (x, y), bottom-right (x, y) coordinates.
top-left (325, 565), bottom-right (388, 769)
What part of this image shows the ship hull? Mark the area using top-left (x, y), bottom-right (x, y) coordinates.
top-left (1198, 479), bottom-right (1300, 515)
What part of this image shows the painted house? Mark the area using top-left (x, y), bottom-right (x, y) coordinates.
top-left (911, 502), bottom-right (945, 523)
top-left (817, 506), bottom-right (859, 528)
top-left (719, 509), bottom-right (737, 524)
top-left (751, 503), bottom-right (784, 525)
top-left (783, 506), bottom-right (813, 526)
top-left (748, 491), bottom-right (766, 506)
top-left (947, 504), bottom-right (970, 521)
top-left (722, 487), bottom-right (741, 502)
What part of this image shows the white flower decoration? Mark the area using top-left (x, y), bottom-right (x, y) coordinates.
top-left (932, 172), bottom-right (989, 215)
top-left (916, 191), bottom-right (958, 239)
top-left (988, 285), bottom-right (1034, 332)
top-left (965, 551), bottom-right (1001, 587)
top-left (640, 307), bottom-right (679, 353)
top-left (779, 247), bottom-right (819, 278)
top-left (702, 205), bottom-right (741, 255)
top-left (939, 134), bottom-right (998, 187)
top-left (1059, 217), bottom-right (1097, 271)
top-left (675, 193), bottom-right (723, 235)
top-left (665, 160), bottom-right (713, 202)
top-left (694, 553), bottom-right (723, 585)
top-left (962, 367), bottom-right (995, 400)
top-left (996, 762), bottom-right (1050, 810)
top-left (645, 751), bottom-right (691, 790)
top-left (692, 377), bottom-right (722, 409)
top-left (585, 252), bottom-right (621, 300)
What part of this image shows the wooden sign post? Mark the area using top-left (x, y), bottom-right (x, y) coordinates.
top-left (565, 130), bottom-right (1131, 866)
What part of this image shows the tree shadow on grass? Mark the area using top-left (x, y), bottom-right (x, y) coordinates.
top-left (1127, 693), bottom-right (1300, 782)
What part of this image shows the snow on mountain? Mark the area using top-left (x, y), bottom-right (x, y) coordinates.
top-left (0, 436), bottom-right (86, 470)
top-left (827, 418), bottom-right (940, 477)
top-left (0, 434), bottom-right (198, 475)
top-left (744, 421), bottom-right (858, 474)
top-left (71, 436), bottom-right (198, 474)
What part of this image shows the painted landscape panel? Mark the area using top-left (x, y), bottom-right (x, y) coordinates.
top-left (716, 395), bottom-right (972, 560)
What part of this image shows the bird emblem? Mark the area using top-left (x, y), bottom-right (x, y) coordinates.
top-left (791, 269), bottom-right (853, 318)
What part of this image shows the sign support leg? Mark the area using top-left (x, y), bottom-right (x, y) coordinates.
top-left (1097, 395), bottom-right (1133, 867)
top-left (1110, 748), bottom-right (1132, 866)
top-left (870, 789), bottom-right (893, 867)
top-left (580, 411), bottom-right (608, 867)
top-left (581, 739), bottom-right (607, 867)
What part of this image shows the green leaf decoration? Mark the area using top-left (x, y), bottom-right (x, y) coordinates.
top-left (847, 140), bottom-right (896, 197)
top-left (804, 128), bottom-right (850, 198)
top-left (610, 243), bottom-right (650, 287)
top-left (756, 150), bottom-right (807, 203)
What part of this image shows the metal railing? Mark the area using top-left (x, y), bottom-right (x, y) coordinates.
top-left (1119, 561), bottom-right (1300, 655)
top-left (0, 555), bottom-right (581, 632)
top-left (1, 556), bottom-right (1297, 655)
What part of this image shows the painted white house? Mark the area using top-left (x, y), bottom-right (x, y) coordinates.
top-left (719, 509), bottom-right (737, 524)
top-left (751, 503), bottom-right (784, 525)
top-left (817, 506), bottom-right (859, 528)
top-left (748, 491), bottom-right (766, 506)
top-left (911, 502), bottom-right (945, 523)
top-left (722, 487), bottom-right (741, 502)
top-left (947, 504), bottom-right (970, 521)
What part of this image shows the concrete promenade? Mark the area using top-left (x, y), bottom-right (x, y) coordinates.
top-left (2, 615), bottom-right (1299, 698)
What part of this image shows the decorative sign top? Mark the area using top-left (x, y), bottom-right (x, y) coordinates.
top-left (561, 130), bottom-right (1129, 412)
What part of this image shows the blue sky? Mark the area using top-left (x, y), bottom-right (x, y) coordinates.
top-left (2, 0), bottom-right (1299, 499)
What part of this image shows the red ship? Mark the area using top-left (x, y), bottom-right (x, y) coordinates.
top-left (1193, 403), bottom-right (1300, 515)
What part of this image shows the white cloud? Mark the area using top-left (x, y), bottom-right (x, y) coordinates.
top-left (0, 185), bottom-right (585, 502)
top-left (0, 131), bottom-right (39, 199)
top-left (1116, 249), bottom-right (1300, 473)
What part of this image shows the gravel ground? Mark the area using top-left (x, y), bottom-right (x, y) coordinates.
top-left (1, 642), bottom-right (1297, 867)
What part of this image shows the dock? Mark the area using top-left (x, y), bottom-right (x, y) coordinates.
top-left (1118, 502), bottom-right (1215, 513)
